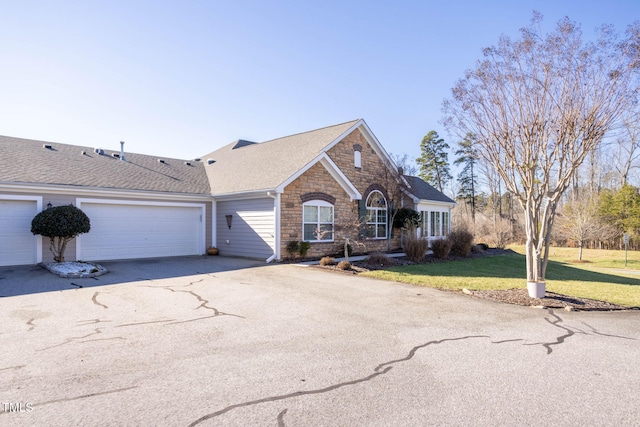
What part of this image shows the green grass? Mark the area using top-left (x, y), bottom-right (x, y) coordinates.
top-left (363, 247), bottom-right (640, 307)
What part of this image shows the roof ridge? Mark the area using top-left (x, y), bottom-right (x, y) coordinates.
top-left (0, 134), bottom-right (193, 162)
top-left (258, 119), bottom-right (361, 145)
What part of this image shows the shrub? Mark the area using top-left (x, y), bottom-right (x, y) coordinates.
top-left (366, 252), bottom-right (395, 267)
top-left (404, 236), bottom-right (429, 262)
top-left (431, 238), bottom-right (452, 260)
top-left (337, 260), bottom-right (351, 270)
top-left (402, 223), bottom-right (428, 262)
top-left (31, 205), bottom-right (91, 262)
top-left (286, 241), bottom-right (300, 258)
top-left (448, 229), bottom-right (474, 257)
top-left (299, 241), bottom-right (311, 257)
top-left (471, 244), bottom-right (485, 254)
top-left (319, 256), bottom-right (336, 266)
top-left (477, 242), bottom-right (489, 251)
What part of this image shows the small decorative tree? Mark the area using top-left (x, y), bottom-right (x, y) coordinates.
top-left (31, 205), bottom-right (91, 263)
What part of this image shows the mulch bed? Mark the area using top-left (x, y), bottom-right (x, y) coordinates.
top-left (307, 248), bottom-right (638, 312)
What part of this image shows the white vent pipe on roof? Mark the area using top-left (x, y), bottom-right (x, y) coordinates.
top-left (120, 141), bottom-right (125, 161)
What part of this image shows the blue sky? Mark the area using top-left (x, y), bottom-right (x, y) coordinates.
top-left (1, 1), bottom-right (638, 167)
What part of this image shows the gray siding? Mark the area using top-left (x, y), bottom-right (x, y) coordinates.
top-left (216, 198), bottom-right (275, 259)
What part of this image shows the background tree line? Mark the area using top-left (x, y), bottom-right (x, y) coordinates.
top-left (402, 111), bottom-right (640, 253)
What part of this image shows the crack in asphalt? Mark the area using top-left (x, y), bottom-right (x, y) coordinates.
top-left (374, 335), bottom-right (488, 372)
top-left (186, 367), bottom-right (393, 426)
top-left (159, 286), bottom-right (245, 319)
top-left (70, 282), bottom-right (83, 289)
top-left (92, 292), bottom-right (108, 309)
top-left (186, 323), bottom-right (628, 426)
top-left (579, 321), bottom-right (638, 341)
top-left (78, 319), bottom-right (113, 326)
top-left (187, 335), bottom-right (487, 426)
top-left (277, 408), bottom-right (288, 427)
top-left (183, 278), bottom-right (204, 287)
top-left (523, 310), bottom-right (635, 354)
top-left (37, 328), bottom-right (103, 351)
top-left (525, 310), bottom-right (575, 354)
top-left (116, 319), bottom-right (175, 328)
top-left (31, 386), bottom-right (138, 408)
top-left (0, 365), bottom-right (25, 371)
top-left (164, 315), bottom-right (220, 326)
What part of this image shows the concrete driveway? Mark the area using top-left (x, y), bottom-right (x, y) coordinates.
top-left (1, 257), bottom-right (639, 426)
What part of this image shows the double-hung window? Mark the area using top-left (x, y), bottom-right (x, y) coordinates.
top-left (303, 201), bottom-right (334, 242)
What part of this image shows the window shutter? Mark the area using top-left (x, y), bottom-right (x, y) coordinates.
top-left (388, 201), bottom-right (394, 238)
top-left (358, 199), bottom-right (367, 238)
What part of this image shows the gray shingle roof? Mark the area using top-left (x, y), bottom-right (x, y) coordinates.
top-left (403, 175), bottom-right (455, 204)
top-left (0, 135), bottom-right (211, 194)
top-left (200, 120), bottom-right (360, 194)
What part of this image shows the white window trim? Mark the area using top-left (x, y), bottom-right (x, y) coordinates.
top-left (302, 200), bottom-right (334, 243)
top-left (366, 190), bottom-right (387, 240)
top-left (354, 150), bottom-right (362, 168)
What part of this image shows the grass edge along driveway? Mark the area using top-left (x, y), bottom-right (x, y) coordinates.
top-left (362, 248), bottom-right (640, 308)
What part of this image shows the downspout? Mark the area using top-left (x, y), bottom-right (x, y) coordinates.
top-left (266, 192), bottom-right (281, 263)
top-left (211, 198), bottom-right (217, 252)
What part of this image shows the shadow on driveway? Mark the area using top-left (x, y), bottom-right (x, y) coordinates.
top-left (0, 256), bottom-right (265, 298)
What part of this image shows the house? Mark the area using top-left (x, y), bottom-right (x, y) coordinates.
top-left (0, 119), bottom-right (454, 266)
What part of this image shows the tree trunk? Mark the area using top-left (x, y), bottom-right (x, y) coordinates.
top-left (523, 204), bottom-right (542, 282)
top-left (578, 244), bottom-right (583, 261)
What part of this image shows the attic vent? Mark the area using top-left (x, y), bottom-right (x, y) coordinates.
top-left (81, 150), bottom-right (86, 155)
top-left (194, 158), bottom-right (201, 162)
top-left (207, 159), bottom-right (216, 165)
top-left (112, 153), bottom-right (120, 158)
top-left (43, 144), bottom-right (52, 149)
top-left (158, 159), bottom-right (166, 164)
top-left (232, 139), bottom-right (257, 150)
top-left (184, 161), bottom-right (192, 166)
top-left (94, 148), bottom-right (104, 155)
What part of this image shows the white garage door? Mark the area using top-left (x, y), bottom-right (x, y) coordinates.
top-left (0, 198), bottom-right (39, 266)
top-left (78, 201), bottom-right (204, 261)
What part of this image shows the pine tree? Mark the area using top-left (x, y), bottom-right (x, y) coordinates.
top-left (454, 133), bottom-right (478, 222)
top-left (417, 130), bottom-right (451, 192)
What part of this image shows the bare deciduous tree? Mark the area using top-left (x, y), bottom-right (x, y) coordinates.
top-left (613, 109), bottom-right (640, 188)
top-left (558, 193), bottom-right (615, 260)
top-left (390, 152), bottom-right (418, 176)
top-left (443, 13), bottom-right (640, 294)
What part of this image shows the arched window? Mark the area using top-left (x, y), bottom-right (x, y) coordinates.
top-left (365, 190), bottom-right (387, 239)
top-left (302, 200), bottom-right (334, 242)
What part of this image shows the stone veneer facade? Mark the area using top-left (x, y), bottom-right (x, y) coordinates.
top-left (281, 128), bottom-right (402, 258)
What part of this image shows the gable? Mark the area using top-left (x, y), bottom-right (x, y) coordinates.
top-left (201, 120), bottom-right (360, 195)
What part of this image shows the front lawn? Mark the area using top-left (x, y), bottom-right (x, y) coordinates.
top-left (362, 247), bottom-right (640, 308)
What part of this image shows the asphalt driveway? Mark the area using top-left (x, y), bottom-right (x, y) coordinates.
top-left (1, 257), bottom-right (639, 426)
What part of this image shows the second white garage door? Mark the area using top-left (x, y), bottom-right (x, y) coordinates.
top-left (78, 201), bottom-right (205, 261)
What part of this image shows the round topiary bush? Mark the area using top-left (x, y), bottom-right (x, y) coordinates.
top-left (31, 205), bottom-right (91, 262)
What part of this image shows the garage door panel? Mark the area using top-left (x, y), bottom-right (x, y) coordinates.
top-left (0, 199), bottom-right (38, 266)
top-left (79, 202), bottom-right (203, 261)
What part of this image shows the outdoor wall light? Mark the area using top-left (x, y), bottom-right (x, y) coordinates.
top-left (47, 202), bottom-right (52, 209)
top-left (225, 214), bottom-right (233, 229)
